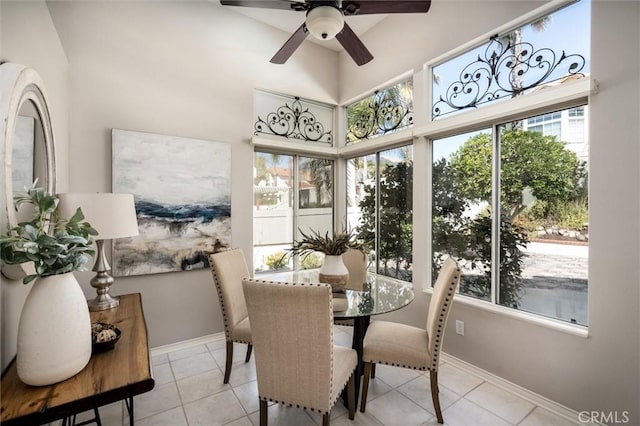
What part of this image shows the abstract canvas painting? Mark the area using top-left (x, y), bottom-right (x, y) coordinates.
top-left (112, 129), bottom-right (231, 276)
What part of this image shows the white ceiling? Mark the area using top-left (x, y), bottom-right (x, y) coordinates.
top-left (219, 4), bottom-right (388, 52)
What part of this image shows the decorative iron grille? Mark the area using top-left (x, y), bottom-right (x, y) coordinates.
top-left (254, 97), bottom-right (332, 144)
top-left (432, 35), bottom-right (586, 119)
top-left (346, 79), bottom-right (414, 144)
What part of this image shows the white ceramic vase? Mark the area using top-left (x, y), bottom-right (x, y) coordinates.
top-left (318, 254), bottom-right (349, 292)
top-left (17, 272), bottom-right (92, 386)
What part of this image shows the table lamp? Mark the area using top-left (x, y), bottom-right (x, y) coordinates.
top-left (57, 193), bottom-right (139, 311)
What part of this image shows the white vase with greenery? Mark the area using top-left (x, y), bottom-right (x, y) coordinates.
top-left (0, 184), bottom-right (97, 385)
top-left (287, 228), bottom-right (367, 292)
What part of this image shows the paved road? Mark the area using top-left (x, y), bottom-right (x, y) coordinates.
top-left (518, 242), bottom-right (588, 325)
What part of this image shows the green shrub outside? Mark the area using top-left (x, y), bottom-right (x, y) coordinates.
top-left (265, 251), bottom-right (287, 270)
top-left (300, 253), bottom-right (322, 270)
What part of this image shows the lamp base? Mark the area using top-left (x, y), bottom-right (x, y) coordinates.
top-left (88, 294), bottom-right (120, 311)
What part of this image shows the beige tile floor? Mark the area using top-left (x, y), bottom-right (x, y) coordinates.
top-left (72, 326), bottom-right (580, 426)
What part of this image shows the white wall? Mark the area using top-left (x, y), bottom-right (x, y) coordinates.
top-left (339, 0), bottom-right (640, 421)
top-left (0, 0), bottom-right (69, 371)
top-left (43, 1), bottom-right (339, 348)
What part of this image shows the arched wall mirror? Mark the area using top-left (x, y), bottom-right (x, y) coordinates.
top-left (0, 63), bottom-right (56, 279)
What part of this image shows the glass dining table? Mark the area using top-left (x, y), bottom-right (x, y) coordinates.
top-left (260, 269), bottom-right (415, 406)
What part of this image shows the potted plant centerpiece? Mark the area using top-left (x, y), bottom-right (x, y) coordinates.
top-left (287, 228), bottom-right (367, 292)
top-left (0, 184), bottom-right (97, 386)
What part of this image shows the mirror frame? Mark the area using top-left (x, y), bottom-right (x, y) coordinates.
top-left (0, 63), bottom-right (56, 279)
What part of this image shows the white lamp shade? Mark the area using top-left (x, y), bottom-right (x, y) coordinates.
top-left (306, 5), bottom-right (344, 40)
top-left (57, 193), bottom-right (139, 240)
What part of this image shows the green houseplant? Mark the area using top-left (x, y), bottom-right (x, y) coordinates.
top-left (0, 184), bottom-right (97, 284)
top-left (287, 228), bottom-right (367, 258)
top-left (0, 184), bottom-right (98, 386)
top-left (286, 228), bottom-right (369, 292)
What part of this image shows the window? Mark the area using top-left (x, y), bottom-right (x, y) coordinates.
top-left (345, 79), bottom-right (414, 144)
top-left (428, 0), bottom-right (590, 326)
top-left (432, 1), bottom-right (590, 120)
top-left (431, 106), bottom-right (589, 325)
top-left (347, 146), bottom-right (413, 281)
top-left (253, 152), bottom-right (334, 273)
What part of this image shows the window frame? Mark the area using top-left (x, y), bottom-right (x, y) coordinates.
top-left (419, 0), bottom-right (591, 335)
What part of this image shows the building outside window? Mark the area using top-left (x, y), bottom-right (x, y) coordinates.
top-left (253, 152), bottom-right (333, 273)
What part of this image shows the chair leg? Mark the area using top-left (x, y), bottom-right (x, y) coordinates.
top-left (224, 341), bottom-right (233, 384)
top-left (322, 413), bottom-right (330, 426)
top-left (371, 363), bottom-right (376, 378)
top-left (245, 344), bottom-right (253, 363)
top-left (260, 400), bottom-right (268, 426)
top-left (359, 362), bottom-right (373, 413)
top-left (430, 370), bottom-right (444, 424)
top-left (347, 373), bottom-right (355, 420)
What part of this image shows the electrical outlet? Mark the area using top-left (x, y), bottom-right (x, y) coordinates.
top-left (455, 320), bottom-right (465, 336)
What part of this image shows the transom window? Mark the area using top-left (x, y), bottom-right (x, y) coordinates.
top-left (345, 79), bottom-right (414, 144)
top-left (431, 0), bottom-right (590, 120)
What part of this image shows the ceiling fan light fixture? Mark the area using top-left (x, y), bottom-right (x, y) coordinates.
top-left (306, 5), bottom-right (344, 40)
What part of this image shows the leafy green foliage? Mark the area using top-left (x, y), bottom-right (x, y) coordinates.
top-left (265, 251), bottom-right (288, 270)
top-left (432, 158), bottom-right (529, 307)
top-left (0, 185), bottom-right (97, 284)
top-left (300, 253), bottom-right (322, 270)
top-left (450, 130), bottom-right (586, 220)
top-left (357, 160), bottom-right (413, 281)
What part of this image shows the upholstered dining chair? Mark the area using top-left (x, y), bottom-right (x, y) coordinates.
top-left (359, 257), bottom-right (461, 424)
top-left (342, 248), bottom-right (369, 291)
top-left (242, 278), bottom-right (357, 426)
top-left (334, 248), bottom-right (369, 326)
top-left (209, 248), bottom-right (253, 384)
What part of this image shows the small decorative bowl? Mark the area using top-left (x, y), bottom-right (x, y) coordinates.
top-left (91, 322), bottom-right (122, 353)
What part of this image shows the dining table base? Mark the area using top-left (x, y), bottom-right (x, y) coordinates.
top-left (340, 315), bottom-right (371, 408)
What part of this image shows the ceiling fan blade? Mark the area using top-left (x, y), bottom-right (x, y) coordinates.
top-left (335, 22), bottom-right (373, 66)
top-left (270, 23), bottom-right (310, 64)
top-left (220, 1), bottom-right (303, 12)
top-left (342, 0), bottom-right (431, 15)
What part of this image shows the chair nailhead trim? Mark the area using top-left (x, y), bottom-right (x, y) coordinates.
top-left (430, 267), bottom-right (461, 369)
top-left (210, 249), bottom-right (254, 346)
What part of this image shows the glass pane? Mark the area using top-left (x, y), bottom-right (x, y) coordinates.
top-left (254, 90), bottom-right (334, 144)
top-left (253, 152), bottom-right (293, 272)
top-left (432, 0), bottom-right (590, 119)
top-left (346, 79), bottom-right (414, 144)
top-left (377, 146), bottom-right (413, 282)
top-left (500, 107), bottom-right (588, 325)
top-left (254, 245), bottom-right (291, 274)
top-left (346, 154), bottom-right (376, 233)
top-left (298, 157), bottom-right (333, 209)
top-left (432, 129), bottom-right (493, 301)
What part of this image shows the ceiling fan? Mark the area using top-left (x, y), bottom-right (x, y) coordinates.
top-left (219, 0), bottom-right (432, 66)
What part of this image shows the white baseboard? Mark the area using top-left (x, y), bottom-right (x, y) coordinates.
top-left (441, 352), bottom-right (601, 426)
top-left (150, 332), bottom-right (225, 356)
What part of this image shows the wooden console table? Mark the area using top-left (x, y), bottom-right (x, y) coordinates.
top-left (1, 293), bottom-right (155, 426)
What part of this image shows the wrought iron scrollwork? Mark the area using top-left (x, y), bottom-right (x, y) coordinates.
top-left (254, 98), bottom-right (332, 144)
top-left (347, 88), bottom-right (414, 142)
top-left (432, 35), bottom-right (586, 119)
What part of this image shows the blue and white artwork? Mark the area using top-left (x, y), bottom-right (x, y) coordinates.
top-left (111, 129), bottom-right (231, 277)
